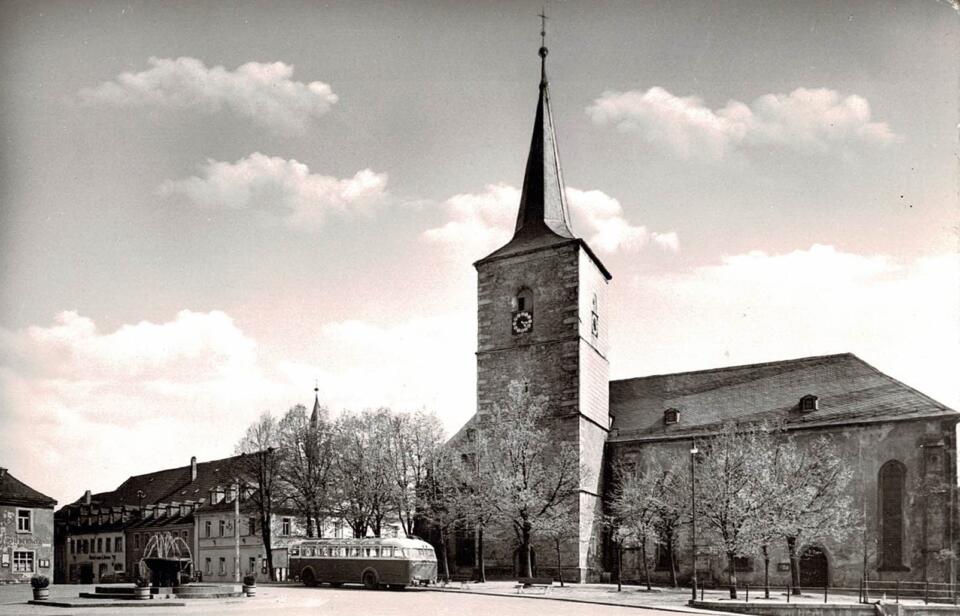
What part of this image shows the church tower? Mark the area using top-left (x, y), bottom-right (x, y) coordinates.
top-left (474, 24), bottom-right (611, 582)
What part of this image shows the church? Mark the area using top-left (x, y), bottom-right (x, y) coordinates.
top-left (444, 38), bottom-right (959, 588)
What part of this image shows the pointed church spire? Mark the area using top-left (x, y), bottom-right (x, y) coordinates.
top-left (310, 383), bottom-right (320, 426)
top-left (512, 11), bottom-right (575, 242)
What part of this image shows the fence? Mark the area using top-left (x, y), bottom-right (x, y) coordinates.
top-left (692, 579), bottom-right (960, 605)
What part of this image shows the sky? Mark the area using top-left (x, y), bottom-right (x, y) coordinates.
top-left (0, 0), bottom-right (957, 508)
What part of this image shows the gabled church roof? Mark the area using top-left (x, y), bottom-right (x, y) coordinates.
top-left (476, 28), bottom-right (611, 280)
top-left (608, 353), bottom-right (958, 442)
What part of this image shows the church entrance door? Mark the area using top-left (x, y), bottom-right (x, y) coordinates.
top-left (799, 546), bottom-right (828, 588)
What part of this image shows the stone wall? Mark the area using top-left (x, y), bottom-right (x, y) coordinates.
top-left (608, 417), bottom-right (958, 588)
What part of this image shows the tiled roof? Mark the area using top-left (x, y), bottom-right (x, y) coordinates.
top-left (61, 454), bottom-right (244, 511)
top-left (608, 353), bottom-right (957, 442)
top-left (0, 469), bottom-right (56, 508)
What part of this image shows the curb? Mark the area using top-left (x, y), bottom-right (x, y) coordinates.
top-left (424, 586), bottom-right (728, 614)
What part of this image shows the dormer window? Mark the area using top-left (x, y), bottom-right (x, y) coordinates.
top-left (799, 394), bottom-right (819, 413)
top-left (664, 408), bottom-right (680, 425)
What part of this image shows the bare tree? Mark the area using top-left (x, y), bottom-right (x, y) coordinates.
top-left (609, 460), bottom-right (670, 591)
top-left (234, 412), bottom-right (283, 580)
top-left (532, 498), bottom-right (578, 586)
top-left (384, 409), bottom-right (446, 537)
top-left (480, 381), bottom-right (580, 579)
top-left (695, 423), bottom-right (776, 599)
top-left (277, 403), bottom-right (336, 538)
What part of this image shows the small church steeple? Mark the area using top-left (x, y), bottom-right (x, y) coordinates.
top-left (310, 383), bottom-right (320, 427)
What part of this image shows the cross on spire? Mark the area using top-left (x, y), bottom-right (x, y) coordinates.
top-left (538, 8), bottom-right (549, 86)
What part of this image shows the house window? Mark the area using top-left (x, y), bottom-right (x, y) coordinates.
top-left (134, 534), bottom-right (140, 549)
top-left (282, 518), bottom-right (291, 535)
top-left (734, 556), bottom-right (754, 572)
top-left (69, 539), bottom-right (75, 554)
top-left (115, 537), bottom-right (123, 552)
top-left (663, 408), bottom-right (680, 425)
top-left (219, 520), bottom-right (226, 537)
top-left (13, 551), bottom-right (34, 572)
top-left (96, 538), bottom-right (102, 553)
top-left (219, 557), bottom-right (226, 575)
top-left (248, 557), bottom-right (256, 573)
top-left (205, 521), bottom-right (212, 537)
top-left (16, 509), bottom-right (31, 533)
top-left (105, 537), bottom-right (112, 553)
top-left (879, 460), bottom-right (907, 569)
top-left (248, 518), bottom-right (256, 536)
top-left (205, 558), bottom-right (212, 575)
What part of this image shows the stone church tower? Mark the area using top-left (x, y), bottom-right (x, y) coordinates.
top-left (473, 37), bottom-right (612, 583)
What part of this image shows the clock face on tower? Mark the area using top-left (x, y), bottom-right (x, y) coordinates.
top-left (512, 310), bottom-right (533, 334)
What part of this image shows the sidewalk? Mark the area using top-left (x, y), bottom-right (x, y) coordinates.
top-left (428, 581), bottom-right (730, 613)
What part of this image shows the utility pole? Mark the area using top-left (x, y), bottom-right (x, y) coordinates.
top-left (234, 480), bottom-right (241, 583)
top-left (690, 443), bottom-right (699, 603)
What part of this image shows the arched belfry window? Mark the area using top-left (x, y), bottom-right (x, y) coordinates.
top-left (515, 288), bottom-right (533, 313)
top-left (878, 460), bottom-right (907, 570)
top-left (591, 293), bottom-right (599, 337)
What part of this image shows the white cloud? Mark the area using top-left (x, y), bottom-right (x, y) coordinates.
top-left (423, 184), bottom-right (678, 258)
top-left (159, 152), bottom-right (387, 229)
top-left (587, 86), bottom-right (897, 160)
top-left (79, 57), bottom-right (338, 133)
top-left (619, 245), bottom-right (960, 410)
top-left (0, 310), bottom-right (292, 507)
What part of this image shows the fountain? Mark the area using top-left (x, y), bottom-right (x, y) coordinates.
top-left (140, 532), bottom-right (193, 587)
top-left (78, 531), bottom-right (243, 602)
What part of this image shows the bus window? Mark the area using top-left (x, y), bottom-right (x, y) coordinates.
top-left (383, 547), bottom-right (393, 558)
top-left (351, 547), bottom-right (360, 557)
top-left (304, 547), bottom-right (314, 557)
top-left (320, 547), bottom-right (327, 557)
top-left (290, 547), bottom-right (300, 556)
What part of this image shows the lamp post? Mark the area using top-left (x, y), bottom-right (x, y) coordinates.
top-left (690, 443), bottom-right (699, 603)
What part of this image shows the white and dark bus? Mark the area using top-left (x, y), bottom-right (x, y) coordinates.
top-left (289, 537), bottom-right (438, 590)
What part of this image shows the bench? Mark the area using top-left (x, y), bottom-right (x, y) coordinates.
top-left (440, 575), bottom-right (473, 589)
top-left (515, 577), bottom-right (553, 594)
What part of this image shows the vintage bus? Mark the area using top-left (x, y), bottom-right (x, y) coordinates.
top-left (289, 537), bottom-right (438, 590)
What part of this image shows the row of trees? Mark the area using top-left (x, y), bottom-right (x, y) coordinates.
top-left (610, 422), bottom-right (858, 598)
top-left (233, 380), bottom-right (583, 583)
top-left (233, 403), bottom-right (446, 579)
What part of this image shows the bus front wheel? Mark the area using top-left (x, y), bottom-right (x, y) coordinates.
top-left (301, 569), bottom-right (317, 587)
top-left (362, 571), bottom-right (379, 590)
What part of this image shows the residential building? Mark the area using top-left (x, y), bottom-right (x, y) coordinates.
top-left (0, 468), bottom-right (56, 583)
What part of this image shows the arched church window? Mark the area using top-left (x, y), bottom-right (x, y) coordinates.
top-left (878, 460), bottom-right (906, 570)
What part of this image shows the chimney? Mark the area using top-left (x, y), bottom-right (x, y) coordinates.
top-left (190, 456), bottom-right (197, 481)
top-left (84, 490), bottom-right (92, 505)
top-left (0, 467), bottom-right (7, 479)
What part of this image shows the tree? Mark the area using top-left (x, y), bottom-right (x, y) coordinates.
top-left (234, 412), bottom-right (283, 580)
top-left (450, 419), bottom-right (498, 582)
top-left (695, 423), bottom-right (778, 599)
top-left (277, 403), bottom-right (336, 538)
top-left (480, 381), bottom-right (580, 579)
top-left (331, 410), bottom-right (391, 537)
top-left (384, 409), bottom-right (446, 537)
top-left (420, 446), bottom-right (464, 581)
top-left (775, 434), bottom-right (857, 594)
top-left (650, 463), bottom-right (688, 588)
top-left (609, 461), bottom-right (660, 590)
top-left (533, 498), bottom-right (578, 586)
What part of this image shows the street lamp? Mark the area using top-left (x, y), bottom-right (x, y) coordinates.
top-left (690, 443), bottom-right (698, 603)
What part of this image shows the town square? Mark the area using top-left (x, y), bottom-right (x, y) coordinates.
top-left (1, 1), bottom-right (958, 614)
